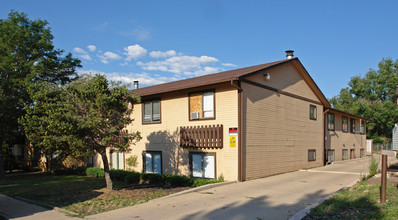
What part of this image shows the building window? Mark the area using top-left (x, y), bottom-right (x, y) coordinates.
top-left (327, 113), bottom-right (335, 130)
top-left (110, 151), bottom-right (124, 170)
top-left (143, 151), bottom-right (162, 174)
top-left (189, 90), bottom-right (215, 120)
top-left (360, 149), bottom-right (365, 158)
top-left (350, 119), bottom-right (356, 133)
top-left (360, 120), bottom-right (365, 134)
top-left (342, 116), bottom-right (348, 132)
top-left (190, 153), bottom-right (215, 179)
top-left (350, 149), bottom-right (356, 159)
top-left (327, 150), bottom-right (335, 163)
top-left (310, 105), bottom-right (317, 120)
top-left (308, 149), bottom-right (316, 162)
top-left (143, 99), bottom-right (161, 124)
top-left (342, 149), bottom-right (348, 160)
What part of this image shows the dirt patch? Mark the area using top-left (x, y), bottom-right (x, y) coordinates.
top-left (366, 163), bottom-right (398, 186)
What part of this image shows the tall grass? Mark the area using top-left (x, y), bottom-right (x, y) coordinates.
top-left (368, 155), bottom-right (379, 178)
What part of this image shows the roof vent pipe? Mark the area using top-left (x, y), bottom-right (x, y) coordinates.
top-left (133, 81), bottom-right (139, 89)
top-left (285, 50), bottom-right (294, 59)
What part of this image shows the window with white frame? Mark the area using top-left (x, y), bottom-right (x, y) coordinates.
top-left (360, 120), bottom-right (365, 134)
top-left (143, 99), bottom-right (161, 123)
top-left (143, 151), bottom-right (162, 174)
top-left (190, 153), bottom-right (215, 179)
top-left (110, 151), bottom-right (124, 170)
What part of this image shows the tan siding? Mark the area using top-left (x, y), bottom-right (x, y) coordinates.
top-left (124, 82), bottom-right (239, 181)
top-left (245, 63), bottom-right (319, 101)
top-left (325, 112), bottom-right (367, 161)
top-left (242, 69), bottom-right (324, 180)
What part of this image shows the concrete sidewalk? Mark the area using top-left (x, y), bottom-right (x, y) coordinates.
top-left (87, 156), bottom-right (394, 220)
top-left (0, 194), bottom-right (77, 220)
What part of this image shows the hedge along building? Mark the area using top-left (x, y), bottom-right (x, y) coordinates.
top-left (93, 51), bottom-right (368, 181)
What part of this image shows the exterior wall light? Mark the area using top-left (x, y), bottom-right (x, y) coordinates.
top-left (265, 73), bottom-right (271, 80)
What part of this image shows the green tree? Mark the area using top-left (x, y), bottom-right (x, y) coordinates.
top-left (0, 11), bottom-right (81, 179)
top-left (22, 75), bottom-right (141, 189)
top-left (330, 58), bottom-right (398, 142)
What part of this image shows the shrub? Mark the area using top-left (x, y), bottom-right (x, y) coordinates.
top-left (368, 155), bottom-right (379, 178)
top-left (141, 173), bottom-right (164, 185)
top-left (125, 172), bottom-right (141, 184)
top-left (86, 167), bottom-right (105, 178)
top-left (126, 155), bottom-right (138, 168)
top-left (193, 178), bottom-right (222, 187)
top-left (164, 174), bottom-right (193, 187)
top-left (110, 169), bottom-right (130, 181)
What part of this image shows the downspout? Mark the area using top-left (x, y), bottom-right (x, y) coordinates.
top-left (231, 80), bottom-right (244, 181)
top-left (323, 108), bottom-right (330, 166)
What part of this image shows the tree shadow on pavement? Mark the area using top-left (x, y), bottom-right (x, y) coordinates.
top-left (180, 189), bottom-right (368, 220)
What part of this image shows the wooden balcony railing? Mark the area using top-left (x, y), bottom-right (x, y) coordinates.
top-left (180, 124), bottom-right (223, 149)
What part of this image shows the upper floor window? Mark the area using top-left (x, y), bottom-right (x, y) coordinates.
top-left (189, 90), bottom-right (215, 120)
top-left (143, 99), bottom-right (161, 124)
top-left (360, 120), bottom-right (365, 134)
top-left (350, 118), bottom-right (356, 133)
top-left (309, 105), bottom-right (317, 120)
top-left (342, 116), bottom-right (348, 132)
top-left (327, 113), bottom-right (335, 130)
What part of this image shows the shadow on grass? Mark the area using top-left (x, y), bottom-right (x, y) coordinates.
top-left (303, 196), bottom-right (381, 220)
top-left (0, 172), bottom-right (106, 209)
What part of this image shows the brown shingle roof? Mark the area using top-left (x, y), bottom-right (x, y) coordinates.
top-left (132, 58), bottom-right (295, 96)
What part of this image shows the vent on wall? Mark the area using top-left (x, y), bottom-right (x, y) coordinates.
top-left (191, 112), bottom-right (200, 120)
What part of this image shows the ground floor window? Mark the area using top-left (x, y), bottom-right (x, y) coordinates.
top-left (327, 150), bottom-right (335, 163)
top-left (350, 149), bottom-right (356, 159)
top-left (360, 149), bottom-right (364, 158)
top-left (110, 151), bottom-right (124, 170)
top-left (342, 149), bottom-right (348, 160)
top-left (308, 149), bottom-right (316, 161)
top-left (143, 151), bottom-right (162, 174)
top-left (190, 152), bottom-right (215, 179)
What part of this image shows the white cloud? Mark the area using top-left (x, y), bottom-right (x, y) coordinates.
top-left (78, 70), bottom-right (179, 88)
top-left (73, 47), bottom-right (88, 54)
top-left (87, 45), bottom-right (97, 52)
top-left (80, 54), bottom-right (92, 61)
top-left (98, 51), bottom-right (122, 64)
top-left (221, 63), bottom-right (237, 67)
top-left (137, 55), bottom-right (219, 76)
top-left (124, 44), bottom-right (147, 61)
top-left (149, 50), bottom-right (177, 58)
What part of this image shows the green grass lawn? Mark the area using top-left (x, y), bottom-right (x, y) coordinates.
top-left (303, 182), bottom-right (398, 219)
top-left (0, 173), bottom-right (217, 217)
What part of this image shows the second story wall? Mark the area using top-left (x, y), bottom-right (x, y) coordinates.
top-left (126, 82), bottom-right (239, 180)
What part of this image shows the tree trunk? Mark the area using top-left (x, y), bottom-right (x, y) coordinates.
top-left (101, 152), bottom-right (113, 190)
top-left (0, 126), bottom-right (7, 180)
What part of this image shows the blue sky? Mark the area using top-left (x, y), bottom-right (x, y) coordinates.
top-left (2, 0), bottom-right (397, 99)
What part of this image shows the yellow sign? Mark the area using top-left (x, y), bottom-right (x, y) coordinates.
top-left (230, 136), bottom-right (236, 148)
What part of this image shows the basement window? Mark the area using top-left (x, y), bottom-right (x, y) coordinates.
top-left (308, 149), bottom-right (316, 162)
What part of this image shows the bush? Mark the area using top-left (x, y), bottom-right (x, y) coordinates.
top-left (193, 178), bottom-right (222, 187)
top-left (164, 174), bottom-right (193, 187)
top-left (368, 155), bottom-right (379, 178)
top-left (125, 172), bottom-right (141, 184)
top-left (86, 167), bottom-right (105, 178)
top-left (142, 173), bottom-right (164, 185)
top-left (110, 169), bottom-right (130, 181)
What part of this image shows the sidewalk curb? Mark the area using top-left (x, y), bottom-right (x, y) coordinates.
top-left (288, 178), bottom-right (360, 220)
top-left (156, 180), bottom-right (238, 200)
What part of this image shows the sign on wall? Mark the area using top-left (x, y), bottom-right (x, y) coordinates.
top-left (229, 127), bottom-right (238, 148)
